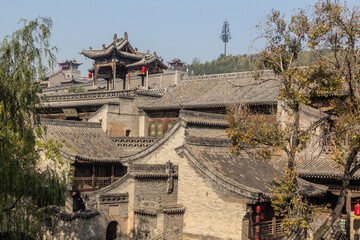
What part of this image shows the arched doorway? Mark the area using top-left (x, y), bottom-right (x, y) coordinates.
top-left (106, 221), bottom-right (118, 240)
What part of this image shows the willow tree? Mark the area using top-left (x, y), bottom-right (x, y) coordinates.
top-left (227, 0), bottom-right (360, 239)
top-left (0, 18), bottom-right (66, 239)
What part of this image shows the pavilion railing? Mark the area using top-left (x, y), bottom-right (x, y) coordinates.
top-left (73, 176), bottom-right (121, 191)
top-left (251, 218), bottom-right (286, 239)
top-left (41, 90), bottom-right (134, 102)
top-left (41, 89), bottom-right (166, 102)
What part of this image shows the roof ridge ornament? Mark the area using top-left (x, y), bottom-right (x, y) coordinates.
top-left (114, 33), bottom-right (117, 40)
top-left (124, 32), bottom-right (128, 40)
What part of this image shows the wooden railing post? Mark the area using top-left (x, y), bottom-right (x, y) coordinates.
top-left (92, 165), bottom-right (95, 189)
top-left (272, 217), bottom-right (276, 235)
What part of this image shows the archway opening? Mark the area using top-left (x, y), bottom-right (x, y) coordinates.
top-left (106, 221), bottom-right (118, 240)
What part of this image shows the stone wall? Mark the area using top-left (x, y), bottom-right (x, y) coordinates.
top-left (133, 211), bottom-right (184, 240)
top-left (134, 179), bottom-right (178, 207)
top-left (178, 155), bottom-right (249, 240)
top-left (46, 215), bottom-right (101, 240)
top-left (84, 177), bottom-right (136, 238)
top-left (136, 125), bottom-right (250, 239)
top-left (48, 72), bottom-right (65, 87)
top-left (85, 93), bottom-right (161, 137)
top-left (163, 212), bottom-right (184, 240)
top-left (114, 70), bottom-right (188, 90)
top-left (66, 123), bottom-right (251, 240)
top-left (134, 214), bottom-right (159, 238)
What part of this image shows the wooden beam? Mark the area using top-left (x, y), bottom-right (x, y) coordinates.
top-left (95, 62), bottom-right (114, 68)
top-left (128, 71), bottom-right (142, 76)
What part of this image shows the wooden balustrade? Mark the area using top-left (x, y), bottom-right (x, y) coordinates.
top-left (41, 89), bottom-right (166, 102)
top-left (251, 218), bottom-right (286, 239)
top-left (73, 176), bottom-right (121, 191)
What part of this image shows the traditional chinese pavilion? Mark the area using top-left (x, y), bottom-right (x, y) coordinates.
top-left (168, 58), bottom-right (186, 69)
top-left (80, 33), bottom-right (167, 90)
top-left (58, 59), bottom-right (82, 71)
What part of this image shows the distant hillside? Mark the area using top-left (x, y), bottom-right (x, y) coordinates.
top-left (184, 51), bottom-right (326, 76)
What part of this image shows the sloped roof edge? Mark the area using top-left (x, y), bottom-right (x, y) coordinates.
top-left (175, 145), bottom-right (261, 200)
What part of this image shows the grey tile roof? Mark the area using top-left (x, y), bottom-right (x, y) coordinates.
top-left (176, 110), bottom-right (328, 198)
top-left (79, 36), bottom-right (167, 70)
top-left (182, 141), bottom-right (281, 195)
top-left (45, 70), bottom-right (63, 79)
top-left (57, 59), bottom-right (83, 65)
top-left (282, 153), bottom-right (360, 180)
top-left (180, 109), bottom-right (227, 126)
top-left (41, 119), bottom-right (124, 162)
top-left (141, 74), bottom-right (280, 110)
top-left (181, 138), bottom-right (327, 198)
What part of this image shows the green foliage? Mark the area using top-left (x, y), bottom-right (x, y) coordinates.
top-left (186, 51), bottom-right (330, 76)
top-left (187, 54), bottom-right (258, 75)
top-left (270, 170), bottom-right (326, 233)
top-left (226, 104), bottom-right (283, 159)
top-left (227, 0), bottom-right (360, 237)
top-left (0, 17), bottom-right (66, 239)
top-left (68, 85), bottom-right (86, 93)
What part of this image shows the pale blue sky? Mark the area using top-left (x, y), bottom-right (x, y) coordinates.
top-left (0, 0), bottom-right (359, 76)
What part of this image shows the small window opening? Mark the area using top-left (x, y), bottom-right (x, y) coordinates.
top-left (126, 130), bottom-right (131, 137)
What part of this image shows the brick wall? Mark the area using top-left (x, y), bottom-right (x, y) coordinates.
top-left (163, 213), bottom-right (184, 240)
top-left (46, 215), bottom-right (101, 240)
top-left (137, 126), bottom-right (250, 239)
top-left (134, 179), bottom-right (178, 207)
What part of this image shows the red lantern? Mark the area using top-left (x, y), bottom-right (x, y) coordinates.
top-left (255, 225), bottom-right (260, 233)
top-left (255, 236), bottom-right (260, 240)
top-left (256, 215), bottom-right (261, 223)
top-left (256, 205), bottom-right (261, 213)
top-left (141, 66), bottom-right (146, 75)
top-left (355, 204), bottom-right (360, 216)
top-left (88, 72), bottom-right (92, 79)
top-left (260, 212), bottom-right (264, 220)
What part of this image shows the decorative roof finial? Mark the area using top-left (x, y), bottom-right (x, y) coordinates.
top-left (89, 47), bottom-right (92, 50)
top-left (113, 33), bottom-right (117, 40)
top-left (124, 32), bottom-right (128, 40)
top-left (102, 44), bottom-right (106, 49)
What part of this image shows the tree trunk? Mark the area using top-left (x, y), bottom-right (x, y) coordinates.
top-left (224, 42), bottom-right (227, 56)
top-left (312, 148), bottom-right (358, 240)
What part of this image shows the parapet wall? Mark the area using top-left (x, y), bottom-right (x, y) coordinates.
top-left (185, 70), bottom-right (274, 81)
top-left (41, 89), bottom-right (167, 103)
